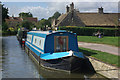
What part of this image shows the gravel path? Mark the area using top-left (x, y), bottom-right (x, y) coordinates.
top-left (78, 42), bottom-right (120, 56)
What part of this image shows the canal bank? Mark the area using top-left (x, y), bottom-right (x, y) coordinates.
top-left (78, 42), bottom-right (119, 79)
top-left (88, 56), bottom-right (119, 79)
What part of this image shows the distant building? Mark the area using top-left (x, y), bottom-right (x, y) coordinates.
top-left (23, 17), bottom-right (38, 23)
top-left (5, 16), bottom-right (38, 29)
top-left (52, 2), bottom-right (120, 28)
top-left (5, 16), bottom-right (23, 29)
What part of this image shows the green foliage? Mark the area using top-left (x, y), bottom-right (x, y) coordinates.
top-left (48, 11), bottom-right (61, 25)
top-left (19, 12), bottom-right (33, 18)
top-left (52, 11), bottom-right (61, 19)
top-left (77, 36), bottom-right (119, 47)
top-left (21, 20), bottom-right (34, 30)
top-left (1, 4), bottom-right (9, 22)
top-left (2, 30), bottom-right (17, 36)
top-left (60, 26), bottom-right (120, 36)
top-left (8, 27), bottom-right (15, 32)
top-left (2, 22), bottom-right (8, 31)
top-left (36, 18), bottom-right (51, 29)
top-left (36, 11), bottom-right (61, 29)
top-left (1, 3), bottom-right (9, 31)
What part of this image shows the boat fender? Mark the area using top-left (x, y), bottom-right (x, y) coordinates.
top-left (69, 50), bottom-right (73, 56)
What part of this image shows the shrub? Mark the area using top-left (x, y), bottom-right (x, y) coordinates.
top-left (59, 26), bottom-right (120, 36)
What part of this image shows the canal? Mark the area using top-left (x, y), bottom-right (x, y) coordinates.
top-left (1, 36), bottom-right (108, 79)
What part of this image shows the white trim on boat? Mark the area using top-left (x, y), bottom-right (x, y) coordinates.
top-left (26, 42), bottom-right (44, 54)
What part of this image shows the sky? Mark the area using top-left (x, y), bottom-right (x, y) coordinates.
top-left (1, 0), bottom-right (119, 20)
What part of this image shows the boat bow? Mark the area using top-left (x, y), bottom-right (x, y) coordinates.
top-left (40, 50), bottom-right (85, 60)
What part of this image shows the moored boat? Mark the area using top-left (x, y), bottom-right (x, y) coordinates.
top-left (25, 30), bottom-right (85, 72)
top-left (17, 28), bottom-right (29, 45)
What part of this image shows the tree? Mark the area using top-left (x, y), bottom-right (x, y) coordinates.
top-left (35, 18), bottom-right (51, 30)
top-left (1, 4), bottom-right (9, 22)
top-left (52, 11), bottom-right (61, 19)
top-left (19, 12), bottom-right (33, 18)
top-left (0, 3), bottom-right (9, 31)
top-left (47, 11), bottom-right (61, 26)
top-left (21, 20), bottom-right (34, 30)
top-left (2, 22), bottom-right (8, 31)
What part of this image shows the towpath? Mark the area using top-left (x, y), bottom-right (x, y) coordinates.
top-left (78, 42), bottom-right (120, 56)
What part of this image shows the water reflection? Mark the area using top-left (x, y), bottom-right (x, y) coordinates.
top-left (1, 36), bottom-right (107, 79)
top-left (2, 36), bottom-right (40, 78)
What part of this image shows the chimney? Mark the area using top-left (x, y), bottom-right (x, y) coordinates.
top-left (70, 2), bottom-right (74, 12)
top-left (98, 7), bottom-right (104, 14)
top-left (12, 14), bottom-right (14, 19)
top-left (66, 5), bottom-right (69, 13)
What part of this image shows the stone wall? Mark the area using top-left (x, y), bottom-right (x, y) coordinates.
top-left (88, 56), bottom-right (119, 79)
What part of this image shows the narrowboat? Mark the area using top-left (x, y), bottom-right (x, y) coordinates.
top-left (17, 28), bottom-right (29, 45)
top-left (25, 30), bottom-right (85, 72)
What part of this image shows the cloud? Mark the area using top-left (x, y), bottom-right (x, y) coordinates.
top-left (6, 2), bottom-right (118, 20)
top-left (74, 2), bottom-right (118, 13)
top-left (1, 0), bottom-right (119, 2)
top-left (20, 6), bottom-right (52, 19)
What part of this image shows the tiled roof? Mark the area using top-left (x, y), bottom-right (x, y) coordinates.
top-left (56, 11), bottom-right (120, 27)
top-left (5, 17), bottom-right (23, 22)
top-left (56, 13), bottom-right (68, 26)
top-left (23, 17), bottom-right (38, 22)
top-left (77, 13), bottom-right (120, 26)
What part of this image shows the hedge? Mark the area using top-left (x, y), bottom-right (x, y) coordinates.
top-left (2, 31), bottom-right (17, 36)
top-left (59, 26), bottom-right (120, 36)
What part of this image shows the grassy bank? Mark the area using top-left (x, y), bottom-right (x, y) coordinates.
top-left (77, 36), bottom-right (119, 47)
top-left (79, 47), bottom-right (120, 67)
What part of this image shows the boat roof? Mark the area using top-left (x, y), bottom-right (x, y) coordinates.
top-left (28, 30), bottom-right (74, 35)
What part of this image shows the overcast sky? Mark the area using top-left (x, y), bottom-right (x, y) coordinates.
top-left (1, 0), bottom-right (119, 20)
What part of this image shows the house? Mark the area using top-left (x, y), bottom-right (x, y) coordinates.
top-left (5, 16), bottom-right (38, 29)
top-left (23, 17), bottom-right (38, 23)
top-left (5, 16), bottom-right (23, 29)
top-left (52, 2), bottom-right (120, 28)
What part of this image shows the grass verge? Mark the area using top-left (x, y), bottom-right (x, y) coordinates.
top-left (77, 36), bottom-right (119, 47)
top-left (79, 47), bottom-right (120, 67)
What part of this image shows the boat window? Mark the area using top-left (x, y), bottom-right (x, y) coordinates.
top-left (35, 38), bottom-right (37, 43)
top-left (39, 40), bottom-right (41, 45)
top-left (54, 36), bottom-right (68, 52)
top-left (27, 34), bottom-right (32, 43)
top-left (33, 36), bottom-right (45, 50)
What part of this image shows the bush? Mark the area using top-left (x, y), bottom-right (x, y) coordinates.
top-left (2, 31), bottom-right (17, 36)
top-left (59, 26), bottom-right (120, 36)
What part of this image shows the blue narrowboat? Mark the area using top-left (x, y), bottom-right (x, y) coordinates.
top-left (25, 30), bottom-right (85, 72)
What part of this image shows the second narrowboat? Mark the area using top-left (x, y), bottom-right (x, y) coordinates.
top-left (17, 28), bottom-right (29, 45)
top-left (25, 30), bottom-right (86, 72)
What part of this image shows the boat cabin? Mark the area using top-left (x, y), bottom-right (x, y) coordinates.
top-left (26, 30), bottom-right (79, 54)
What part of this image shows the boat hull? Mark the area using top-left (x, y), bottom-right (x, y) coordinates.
top-left (40, 56), bottom-right (83, 72)
top-left (25, 46), bottom-right (84, 72)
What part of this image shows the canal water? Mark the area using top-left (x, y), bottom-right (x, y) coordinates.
top-left (1, 36), bottom-right (108, 79)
